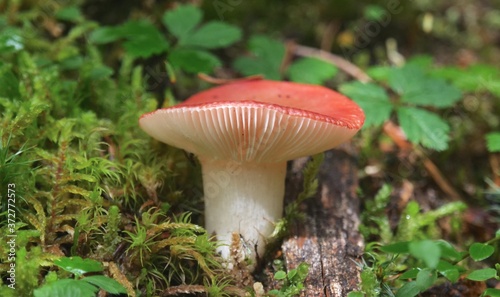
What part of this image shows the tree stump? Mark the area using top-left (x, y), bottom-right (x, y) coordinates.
top-left (283, 144), bottom-right (364, 297)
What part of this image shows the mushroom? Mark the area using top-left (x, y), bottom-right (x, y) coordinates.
top-left (139, 79), bottom-right (364, 268)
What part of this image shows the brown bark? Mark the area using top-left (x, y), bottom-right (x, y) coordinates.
top-left (283, 144), bottom-right (364, 297)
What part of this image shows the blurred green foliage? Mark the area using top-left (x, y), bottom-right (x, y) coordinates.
top-left (352, 185), bottom-right (500, 297)
top-left (90, 4), bottom-right (242, 74)
top-left (340, 59), bottom-right (463, 151)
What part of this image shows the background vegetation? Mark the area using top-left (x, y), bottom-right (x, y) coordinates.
top-left (0, 0), bottom-right (499, 296)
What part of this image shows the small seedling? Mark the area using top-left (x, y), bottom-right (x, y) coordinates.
top-left (268, 262), bottom-right (310, 297)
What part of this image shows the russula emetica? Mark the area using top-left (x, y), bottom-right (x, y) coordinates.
top-left (139, 79), bottom-right (364, 269)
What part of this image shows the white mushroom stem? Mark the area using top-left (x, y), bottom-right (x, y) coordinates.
top-left (200, 157), bottom-right (287, 264)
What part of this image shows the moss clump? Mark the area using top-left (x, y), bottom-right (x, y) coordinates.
top-left (0, 4), bottom-right (226, 295)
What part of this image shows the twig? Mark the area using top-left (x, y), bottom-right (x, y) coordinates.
top-left (421, 157), bottom-right (461, 200)
top-left (383, 121), bottom-right (413, 152)
top-left (291, 44), bottom-right (462, 201)
top-left (292, 44), bottom-right (372, 83)
top-left (198, 73), bottom-right (263, 84)
top-left (384, 122), bottom-right (462, 201)
top-left (384, 121), bottom-right (462, 200)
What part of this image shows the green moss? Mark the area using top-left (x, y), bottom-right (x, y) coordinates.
top-left (0, 3), bottom-right (222, 294)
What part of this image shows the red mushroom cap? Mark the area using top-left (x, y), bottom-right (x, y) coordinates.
top-left (140, 80), bottom-right (365, 162)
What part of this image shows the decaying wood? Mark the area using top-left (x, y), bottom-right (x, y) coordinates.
top-left (283, 144), bottom-right (364, 297)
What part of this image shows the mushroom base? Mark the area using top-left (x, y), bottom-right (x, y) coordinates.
top-left (200, 158), bottom-right (286, 268)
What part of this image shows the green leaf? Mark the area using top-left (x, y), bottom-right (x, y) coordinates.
top-left (233, 35), bottom-right (285, 80)
top-left (436, 240), bottom-right (462, 261)
top-left (483, 288), bottom-right (500, 297)
top-left (388, 64), bottom-right (462, 108)
top-left (119, 20), bottom-right (170, 58)
top-left (437, 261), bottom-right (460, 282)
top-left (366, 65), bottom-right (391, 81)
top-left (89, 20), bottom-right (169, 58)
top-left (467, 268), bottom-right (497, 281)
top-left (399, 268), bottom-right (419, 280)
top-left (486, 132), bottom-right (500, 153)
top-left (432, 64), bottom-right (500, 96)
top-left (162, 5), bottom-right (202, 40)
top-left (274, 270), bottom-right (287, 280)
top-left (0, 28), bottom-right (23, 53)
top-left (296, 262), bottom-right (309, 280)
top-left (81, 275), bottom-right (127, 294)
top-left (55, 6), bottom-right (83, 22)
top-left (416, 268), bottom-right (437, 290)
top-left (388, 64), bottom-right (424, 94)
top-left (380, 241), bottom-right (410, 254)
top-left (168, 48), bottom-right (221, 73)
top-left (60, 55), bottom-right (84, 70)
top-left (287, 57), bottom-right (338, 84)
top-left (347, 291), bottom-right (364, 297)
top-left (86, 66), bottom-right (114, 80)
top-left (409, 240), bottom-right (441, 269)
top-left (88, 26), bottom-right (123, 44)
top-left (402, 79), bottom-right (462, 107)
top-left (406, 55), bottom-right (434, 69)
top-left (180, 21), bottom-right (241, 49)
top-left (469, 243), bottom-right (495, 261)
top-left (364, 5), bottom-right (386, 21)
top-left (54, 257), bottom-right (103, 276)
top-left (34, 279), bottom-right (98, 297)
top-left (287, 268), bottom-right (297, 280)
top-left (360, 268), bottom-right (379, 294)
top-left (90, 20), bottom-right (170, 57)
top-left (0, 65), bottom-right (20, 99)
top-left (485, 80), bottom-right (500, 97)
top-left (395, 281), bottom-right (420, 297)
top-left (339, 81), bottom-right (393, 127)
top-left (397, 107), bottom-right (450, 151)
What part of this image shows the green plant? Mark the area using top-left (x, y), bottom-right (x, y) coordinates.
top-left (360, 184), bottom-right (467, 243)
top-left (0, 132), bottom-right (32, 215)
top-left (340, 58), bottom-right (463, 151)
top-left (486, 132), bottom-right (500, 153)
top-left (0, 244), bottom-right (54, 297)
top-left (378, 233), bottom-right (500, 297)
top-left (268, 263), bottom-right (310, 297)
top-left (233, 35), bottom-right (338, 84)
top-left (0, 3), bottom-right (217, 295)
top-left (352, 185), bottom-right (499, 296)
top-left (89, 4), bottom-right (242, 74)
top-left (33, 256), bottom-right (127, 297)
top-left (432, 63), bottom-right (500, 98)
top-left (124, 218), bottom-right (157, 266)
